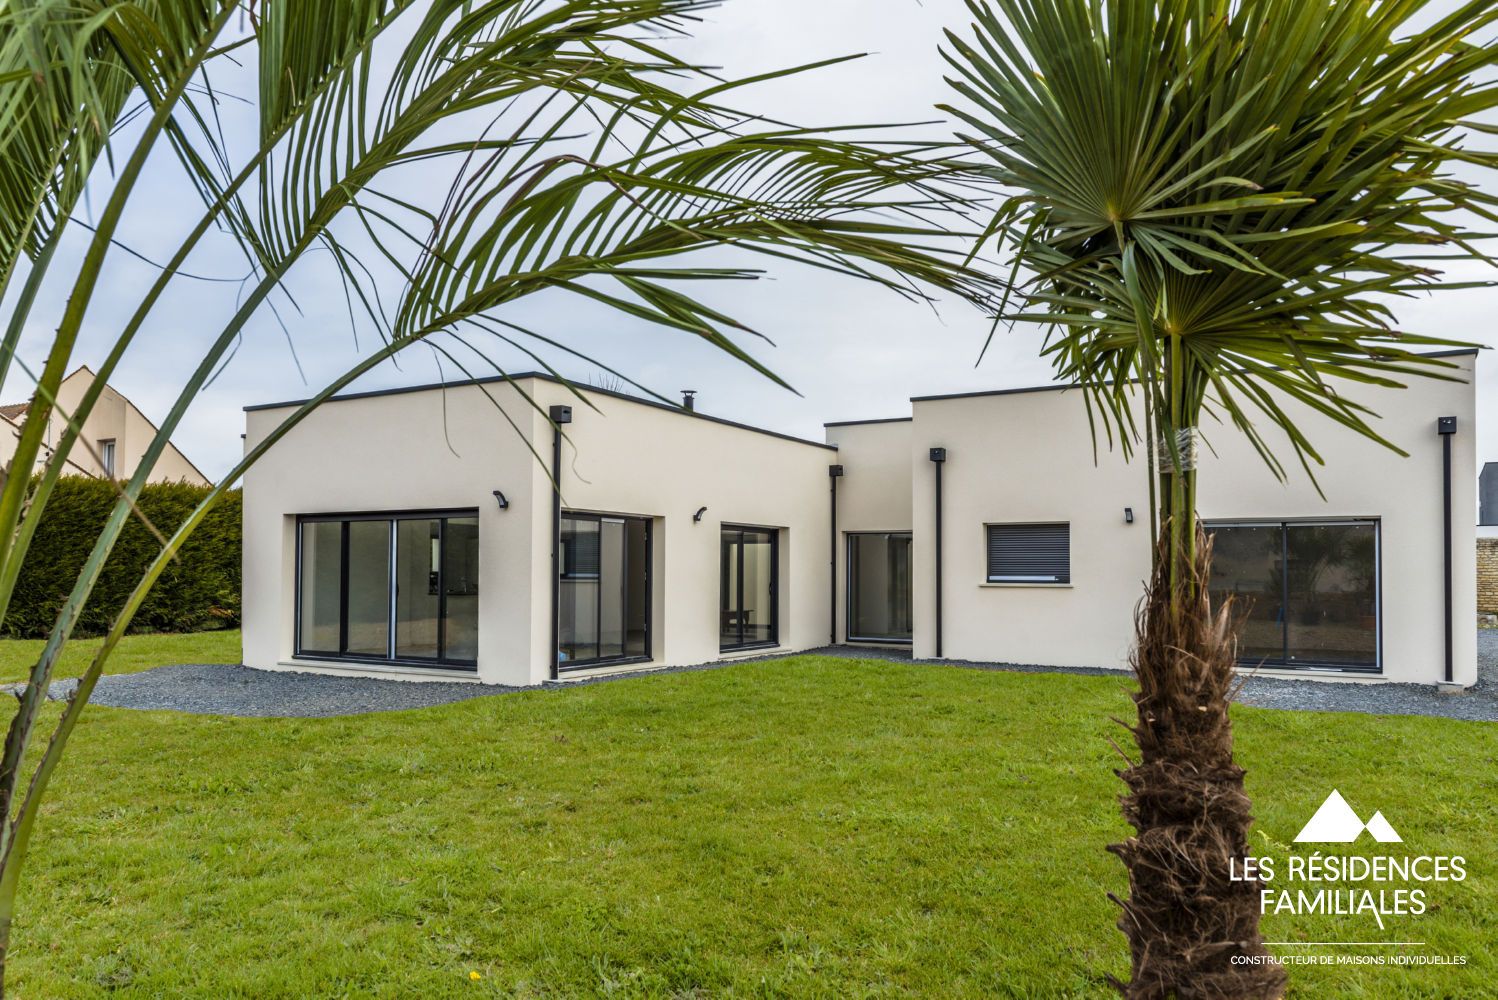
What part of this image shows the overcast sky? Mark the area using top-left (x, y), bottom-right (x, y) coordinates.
top-left (5, 0), bottom-right (1494, 487)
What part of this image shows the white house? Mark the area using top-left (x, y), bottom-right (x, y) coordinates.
top-left (241, 349), bottom-right (1479, 688)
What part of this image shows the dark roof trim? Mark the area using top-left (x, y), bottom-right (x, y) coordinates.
top-left (911, 347), bottom-right (1482, 404)
top-left (822, 416), bottom-right (913, 428)
top-left (911, 382), bottom-right (1071, 403)
top-left (245, 371), bottom-right (837, 452)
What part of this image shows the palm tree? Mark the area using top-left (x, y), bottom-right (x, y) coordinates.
top-left (0, 1), bottom-right (999, 988)
top-left (941, 0), bottom-right (1494, 995)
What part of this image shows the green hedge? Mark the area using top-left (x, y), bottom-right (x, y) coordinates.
top-left (3, 477), bottom-right (239, 639)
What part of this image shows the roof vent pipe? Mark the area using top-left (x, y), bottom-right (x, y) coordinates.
top-left (681, 390), bottom-right (697, 412)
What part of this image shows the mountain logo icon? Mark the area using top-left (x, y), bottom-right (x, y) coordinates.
top-left (1294, 789), bottom-right (1401, 844)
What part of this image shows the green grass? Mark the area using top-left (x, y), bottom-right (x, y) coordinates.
top-left (4, 641), bottom-right (1496, 997)
top-left (0, 628), bottom-right (241, 684)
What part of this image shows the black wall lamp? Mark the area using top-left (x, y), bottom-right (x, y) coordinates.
top-left (1124, 506), bottom-right (1134, 524)
top-left (693, 506), bottom-right (708, 523)
top-left (493, 490), bottom-right (510, 511)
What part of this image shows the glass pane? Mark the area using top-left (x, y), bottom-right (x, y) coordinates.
top-left (849, 533), bottom-right (912, 640)
top-left (346, 520), bottom-right (391, 656)
top-left (1208, 525), bottom-right (1285, 663)
top-left (624, 519), bottom-right (649, 657)
top-left (395, 518), bottom-right (442, 659)
top-left (741, 529), bottom-right (775, 645)
top-left (442, 517), bottom-right (480, 662)
top-left (719, 530), bottom-right (740, 648)
top-left (1286, 523), bottom-right (1378, 666)
top-left (559, 516), bottom-right (599, 664)
top-left (298, 521), bottom-right (342, 653)
top-left (598, 519), bottom-right (626, 661)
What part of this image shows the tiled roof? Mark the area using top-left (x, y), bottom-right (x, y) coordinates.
top-left (0, 402), bottom-right (28, 421)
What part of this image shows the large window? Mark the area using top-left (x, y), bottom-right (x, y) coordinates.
top-left (297, 511), bottom-right (479, 669)
top-left (558, 513), bottom-right (650, 668)
top-left (847, 532), bottom-right (912, 642)
top-left (1207, 520), bottom-right (1379, 671)
top-left (986, 523), bottom-right (1070, 583)
top-left (721, 526), bottom-right (778, 650)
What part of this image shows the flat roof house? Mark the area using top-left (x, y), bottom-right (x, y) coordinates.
top-left (242, 350), bottom-right (1479, 688)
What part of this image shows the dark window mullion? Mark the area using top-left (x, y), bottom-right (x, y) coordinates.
top-left (389, 514), bottom-right (401, 664)
top-left (1280, 521), bottom-right (1290, 665)
top-left (437, 518), bottom-right (447, 663)
top-left (338, 521), bottom-right (350, 655)
top-left (737, 530), bottom-right (746, 647)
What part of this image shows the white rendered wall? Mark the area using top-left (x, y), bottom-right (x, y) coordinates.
top-left (243, 378), bottom-right (836, 686)
top-left (824, 419), bottom-right (913, 644)
top-left (907, 353), bottom-right (1479, 686)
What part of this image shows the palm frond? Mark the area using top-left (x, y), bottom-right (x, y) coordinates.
top-left (944, 0), bottom-right (1497, 476)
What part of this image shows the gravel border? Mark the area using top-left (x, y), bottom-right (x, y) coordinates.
top-left (41, 665), bottom-right (518, 718)
top-left (31, 629), bottom-right (1498, 721)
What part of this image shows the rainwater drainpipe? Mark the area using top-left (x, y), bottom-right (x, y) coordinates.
top-left (1438, 416), bottom-right (1456, 685)
top-left (929, 447), bottom-right (946, 658)
top-left (829, 465), bottom-right (843, 645)
top-left (548, 404), bottom-right (572, 681)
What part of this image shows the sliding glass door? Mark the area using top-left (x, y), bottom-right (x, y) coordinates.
top-left (847, 532), bottom-right (912, 642)
top-left (558, 513), bottom-right (650, 668)
top-left (720, 526), bottom-right (778, 650)
top-left (1207, 520), bottom-right (1379, 671)
top-left (296, 511), bottom-right (480, 669)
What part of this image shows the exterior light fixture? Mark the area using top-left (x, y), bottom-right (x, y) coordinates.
top-left (1124, 506), bottom-right (1134, 524)
top-left (693, 506), bottom-right (708, 523)
top-left (493, 490), bottom-right (509, 511)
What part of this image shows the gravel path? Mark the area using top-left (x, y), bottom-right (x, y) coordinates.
top-left (1232, 628), bottom-right (1498, 722)
top-left (809, 631), bottom-right (1498, 723)
top-left (49, 664), bottom-right (519, 718)
top-left (33, 630), bottom-right (1498, 721)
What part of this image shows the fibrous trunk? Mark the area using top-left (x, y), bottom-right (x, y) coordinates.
top-left (1108, 526), bottom-right (1285, 999)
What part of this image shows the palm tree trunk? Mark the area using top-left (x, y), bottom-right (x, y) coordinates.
top-left (1108, 400), bottom-right (1284, 996)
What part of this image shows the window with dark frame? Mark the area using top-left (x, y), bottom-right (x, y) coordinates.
top-left (557, 513), bottom-right (651, 668)
top-left (847, 532), bottom-right (912, 642)
top-left (1206, 519), bottom-right (1379, 671)
top-left (985, 523), bottom-right (1070, 583)
top-left (720, 525), bottom-right (778, 650)
top-left (296, 511), bottom-right (479, 669)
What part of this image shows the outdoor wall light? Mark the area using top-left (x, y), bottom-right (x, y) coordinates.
top-left (693, 506), bottom-right (708, 523)
top-left (493, 490), bottom-right (510, 511)
top-left (1124, 506), bottom-right (1134, 524)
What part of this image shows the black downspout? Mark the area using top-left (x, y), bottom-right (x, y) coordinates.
top-left (929, 448), bottom-right (946, 659)
top-left (1438, 416), bottom-right (1456, 684)
top-left (829, 465), bottom-right (843, 645)
top-left (548, 404), bottom-right (573, 681)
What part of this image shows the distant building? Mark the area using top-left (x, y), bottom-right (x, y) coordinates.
top-left (1481, 462), bottom-right (1497, 526)
top-left (0, 366), bottom-right (208, 485)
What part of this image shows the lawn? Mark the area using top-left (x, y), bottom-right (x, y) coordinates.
top-left (0, 628), bottom-right (241, 684)
top-left (3, 640), bottom-right (1496, 997)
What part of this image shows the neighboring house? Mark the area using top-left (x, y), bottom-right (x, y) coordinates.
top-left (241, 349), bottom-right (1479, 689)
top-left (1481, 462), bottom-right (1497, 533)
top-left (0, 366), bottom-right (209, 485)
